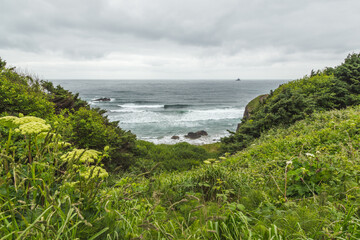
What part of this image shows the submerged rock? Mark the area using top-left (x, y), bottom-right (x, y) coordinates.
top-left (171, 135), bottom-right (180, 140)
top-left (185, 130), bottom-right (208, 139)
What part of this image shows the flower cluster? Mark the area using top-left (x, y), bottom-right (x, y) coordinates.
top-left (47, 141), bottom-right (72, 149)
top-left (204, 158), bottom-right (220, 165)
top-left (0, 116), bottom-right (19, 128)
top-left (13, 116), bottom-right (46, 125)
top-left (61, 149), bottom-right (101, 163)
top-left (79, 166), bottom-right (109, 180)
top-left (18, 121), bottom-right (51, 135)
top-left (0, 115), bottom-right (51, 135)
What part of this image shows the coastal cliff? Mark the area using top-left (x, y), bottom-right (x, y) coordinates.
top-left (236, 94), bottom-right (269, 132)
top-left (243, 94), bottom-right (269, 120)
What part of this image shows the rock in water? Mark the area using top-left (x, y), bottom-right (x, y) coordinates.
top-left (94, 97), bottom-right (111, 102)
top-left (171, 135), bottom-right (180, 140)
top-left (185, 130), bottom-right (208, 139)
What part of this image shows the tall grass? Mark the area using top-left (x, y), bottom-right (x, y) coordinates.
top-left (2, 107), bottom-right (360, 239)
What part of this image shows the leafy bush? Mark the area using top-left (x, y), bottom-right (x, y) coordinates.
top-left (0, 61), bottom-right (54, 118)
top-left (0, 58), bottom-right (137, 171)
top-left (63, 108), bottom-right (136, 170)
top-left (335, 52), bottom-right (360, 95)
top-left (40, 80), bottom-right (88, 113)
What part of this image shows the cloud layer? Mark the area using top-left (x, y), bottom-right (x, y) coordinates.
top-left (1, 0), bottom-right (359, 79)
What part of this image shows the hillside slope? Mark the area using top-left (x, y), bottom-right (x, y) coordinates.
top-left (1, 55), bottom-right (360, 239)
top-left (222, 53), bottom-right (360, 153)
top-left (104, 106), bottom-right (360, 239)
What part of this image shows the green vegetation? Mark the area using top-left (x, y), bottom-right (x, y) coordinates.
top-left (222, 53), bottom-right (360, 153)
top-left (0, 65), bottom-right (54, 118)
top-left (133, 140), bottom-right (220, 173)
top-left (0, 58), bottom-right (137, 170)
top-left (242, 94), bottom-right (269, 120)
top-left (1, 54), bottom-right (360, 239)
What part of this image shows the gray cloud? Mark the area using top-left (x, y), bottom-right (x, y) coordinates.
top-left (1, 0), bottom-right (360, 78)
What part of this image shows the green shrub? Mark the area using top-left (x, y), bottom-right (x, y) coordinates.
top-left (40, 80), bottom-right (88, 113)
top-left (0, 58), bottom-right (137, 171)
top-left (56, 107), bottom-right (137, 170)
top-left (0, 67), bottom-right (54, 119)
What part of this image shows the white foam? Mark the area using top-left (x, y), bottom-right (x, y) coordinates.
top-left (111, 108), bottom-right (244, 124)
top-left (143, 132), bottom-right (230, 145)
top-left (110, 109), bottom-right (145, 113)
top-left (118, 103), bottom-right (163, 109)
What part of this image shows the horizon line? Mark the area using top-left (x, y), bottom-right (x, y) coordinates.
top-left (47, 78), bottom-right (291, 81)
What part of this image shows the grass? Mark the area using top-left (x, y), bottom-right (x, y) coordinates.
top-left (1, 106), bottom-right (360, 239)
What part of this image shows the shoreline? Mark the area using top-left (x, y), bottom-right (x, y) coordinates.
top-left (139, 133), bottom-right (229, 145)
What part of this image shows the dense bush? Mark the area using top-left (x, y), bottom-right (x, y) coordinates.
top-left (40, 80), bottom-right (88, 113)
top-left (0, 59), bottom-right (54, 118)
top-left (222, 53), bottom-right (360, 153)
top-left (0, 58), bottom-right (136, 170)
top-left (63, 108), bottom-right (136, 169)
top-left (335, 52), bottom-right (360, 95)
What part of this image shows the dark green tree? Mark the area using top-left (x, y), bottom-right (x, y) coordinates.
top-left (334, 53), bottom-right (360, 94)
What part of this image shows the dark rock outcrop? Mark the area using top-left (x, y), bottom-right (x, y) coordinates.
top-left (243, 94), bottom-right (269, 119)
top-left (94, 97), bottom-right (111, 102)
top-left (171, 135), bottom-right (180, 140)
top-left (185, 130), bottom-right (208, 139)
top-left (237, 94), bottom-right (269, 132)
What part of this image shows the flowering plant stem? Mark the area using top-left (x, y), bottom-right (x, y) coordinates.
top-left (28, 135), bottom-right (32, 164)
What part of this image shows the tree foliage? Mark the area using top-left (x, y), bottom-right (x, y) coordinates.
top-left (0, 67), bottom-right (54, 118)
top-left (64, 107), bottom-right (136, 169)
top-left (334, 53), bottom-right (360, 95)
top-left (41, 80), bottom-right (88, 113)
top-left (0, 59), bottom-right (136, 170)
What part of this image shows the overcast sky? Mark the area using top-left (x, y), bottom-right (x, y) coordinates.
top-left (1, 0), bottom-right (359, 80)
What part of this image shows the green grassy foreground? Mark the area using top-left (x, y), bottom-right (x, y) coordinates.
top-left (1, 55), bottom-right (360, 239)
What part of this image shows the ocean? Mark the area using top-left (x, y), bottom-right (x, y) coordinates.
top-left (50, 79), bottom-right (289, 144)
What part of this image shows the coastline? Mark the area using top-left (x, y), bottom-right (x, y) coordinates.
top-left (140, 131), bottom-right (230, 145)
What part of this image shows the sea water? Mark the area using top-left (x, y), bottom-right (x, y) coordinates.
top-left (50, 79), bottom-right (288, 144)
